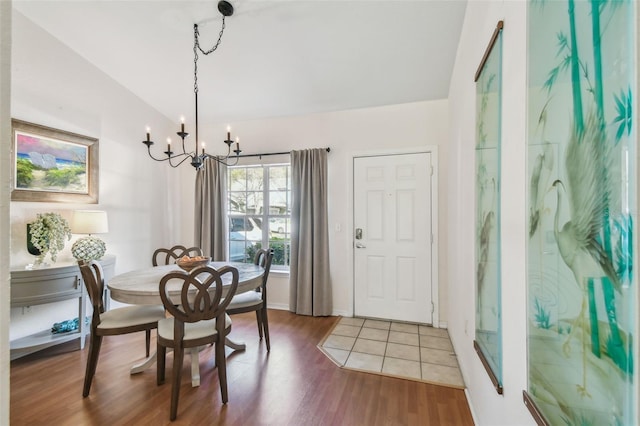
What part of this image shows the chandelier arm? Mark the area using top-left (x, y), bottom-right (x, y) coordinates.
top-left (202, 154), bottom-right (238, 167)
top-left (145, 148), bottom-right (191, 165)
top-left (144, 144), bottom-right (176, 163)
top-left (181, 137), bottom-right (189, 158)
top-left (169, 153), bottom-right (196, 168)
top-left (221, 155), bottom-right (240, 166)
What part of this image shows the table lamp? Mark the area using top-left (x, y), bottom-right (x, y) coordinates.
top-left (71, 210), bottom-right (109, 261)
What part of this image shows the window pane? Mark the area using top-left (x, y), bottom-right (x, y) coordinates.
top-left (246, 191), bottom-right (263, 215)
top-left (246, 168), bottom-right (263, 191)
top-left (245, 241), bottom-right (262, 263)
top-left (229, 217), bottom-right (246, 236)
top-left (268, 217), bottom-right (287, 237)
top-left (269, 191), bottom-right (288, 214)
top-left (229, 240), bottom-right (245, 262)
top-left (229, 168), bottom-right (246, 191)
top-left (229, 192), bottom-right (246, 214)
top-left (269, 240), bottom-right (290, 267)
top-left (269, 166), bottom-right (288, 190)
top-left (246, 217), bottom-right (262, 241)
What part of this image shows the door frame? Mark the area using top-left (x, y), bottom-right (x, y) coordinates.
top-left (349, 146), bottom-right (440, 327)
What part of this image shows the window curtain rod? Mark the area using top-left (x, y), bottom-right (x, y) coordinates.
top-left (233, 147), bottom-right (330, 159)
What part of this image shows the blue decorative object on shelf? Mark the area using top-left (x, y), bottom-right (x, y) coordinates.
top-left (51, 317), bottom-right (90, 334)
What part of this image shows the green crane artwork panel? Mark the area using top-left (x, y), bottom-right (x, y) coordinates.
top-left (475, 21), bottom-right (503, 393)
top-left (525, 0), bottom-right (636, 424)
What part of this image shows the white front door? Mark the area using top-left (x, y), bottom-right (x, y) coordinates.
top-left (353, 153), bottom-right (433, 324)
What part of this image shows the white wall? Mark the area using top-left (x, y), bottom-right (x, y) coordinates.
top-left (8, 11), bottom-right (179, 340)
top-left (178, 100), bottom-right (450, 321)
top-left (1, 1), bottom-right (12, 423)
top-left (447, 1), bottom-right (533, 424)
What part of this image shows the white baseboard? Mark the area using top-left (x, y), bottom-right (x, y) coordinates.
top-left (464, 388), bottom-right (479, 425)
top-left (267, 304), bottom-right (349, 318)
top-left (268, 303), bottom-right (289, 311)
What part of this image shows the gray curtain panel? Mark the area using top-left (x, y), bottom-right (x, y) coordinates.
top-left (289, 148), bottom-right (332, 316)
top-left (194, 157), bottom-right (227, 261)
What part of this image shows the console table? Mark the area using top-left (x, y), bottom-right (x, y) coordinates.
top-left (10, 255), bottom-right (116, 360)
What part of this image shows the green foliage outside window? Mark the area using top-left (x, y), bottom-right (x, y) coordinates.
top-left (245, 239), bottom-right (289, 266)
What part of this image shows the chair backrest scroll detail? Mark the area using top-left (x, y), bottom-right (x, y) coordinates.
top-left (152, 245), bottom-right (204, 266)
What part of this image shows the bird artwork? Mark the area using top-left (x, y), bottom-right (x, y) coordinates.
top-left (476, 178), bottom-right (495, 330)
top-left (529, 98), bottom-right (555, 239)
top-left (529, 143), bottom-right (554, 238)
top-left (552, 110), bottom-right (622, 397)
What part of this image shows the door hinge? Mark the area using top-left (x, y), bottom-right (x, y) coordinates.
top-left (431, 301), bottom-right (435, 314)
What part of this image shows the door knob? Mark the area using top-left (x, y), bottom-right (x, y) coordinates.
top-left (355, 242), bottom-right (366, 248)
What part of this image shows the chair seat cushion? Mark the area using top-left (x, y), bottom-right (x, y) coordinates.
top-left (157, 314), bottom-right (232, 341)
top-left (97, 305), bottom-right (166, 330)
top-left (227, 291), bottom-right (263, 310)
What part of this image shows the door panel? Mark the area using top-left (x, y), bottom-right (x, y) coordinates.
top-left (354, 153), bottom-right (433, 324)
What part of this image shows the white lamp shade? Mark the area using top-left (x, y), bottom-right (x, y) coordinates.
top-left (71, 210), bottom-right (109, 234)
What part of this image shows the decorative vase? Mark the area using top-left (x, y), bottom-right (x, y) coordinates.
top-left (26, 223), bottom-right (42, 256)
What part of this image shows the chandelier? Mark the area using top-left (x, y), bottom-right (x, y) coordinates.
top-left (142, 0), bottom-right (240, 170)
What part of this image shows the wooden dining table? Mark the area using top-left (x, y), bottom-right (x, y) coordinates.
top-left (107, 261), bottom-right (264, 386)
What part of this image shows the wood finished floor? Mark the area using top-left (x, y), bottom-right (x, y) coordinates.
top-left (10, 310), bottom-right (474, 425)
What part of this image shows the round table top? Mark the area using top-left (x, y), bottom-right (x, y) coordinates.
top-left (107, 261), bottom-right (264, 305)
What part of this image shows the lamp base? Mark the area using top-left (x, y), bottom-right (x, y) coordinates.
top-left (72, 235), bottom-right (106, 261)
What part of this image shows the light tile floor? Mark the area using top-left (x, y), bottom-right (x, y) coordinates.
top-left (319, 317), bottom-right (465, 388)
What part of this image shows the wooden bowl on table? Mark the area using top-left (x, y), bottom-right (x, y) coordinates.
top-left (176, 256), bottom-right (211, 272)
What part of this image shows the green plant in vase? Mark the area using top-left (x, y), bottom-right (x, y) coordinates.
top-left (28, 212), bottom-right (72, 265)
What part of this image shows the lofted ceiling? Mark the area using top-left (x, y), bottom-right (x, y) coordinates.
top-left (13, 0), bottom-right (467, 124)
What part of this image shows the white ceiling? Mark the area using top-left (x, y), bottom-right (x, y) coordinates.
top-left (13, 0), bottom-right (467, 124)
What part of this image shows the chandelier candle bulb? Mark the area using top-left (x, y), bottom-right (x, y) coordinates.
top-left (146, 127), bottom-right (150, 142)
top-left (180, 116), bottom-right (185, 132)
top-left (227, 126), bottom-right (231, 141)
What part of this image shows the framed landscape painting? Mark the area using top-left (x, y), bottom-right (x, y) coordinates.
top-left (11, 119), bottom-right (99, 203)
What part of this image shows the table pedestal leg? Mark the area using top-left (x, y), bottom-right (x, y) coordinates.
top-left (225, 337), bottom-right (246, 351)
top-left (130, 352), bottom-right (157, 375)
top-left (129, 339), bottom-right (245, 387)
top-left (190, 347), bottom-right (200, 387)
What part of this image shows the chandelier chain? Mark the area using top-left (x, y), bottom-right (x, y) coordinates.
top-left (193, 16), bottom-right (226, 95)
top-left (142, 2), bottom-right (237, 171)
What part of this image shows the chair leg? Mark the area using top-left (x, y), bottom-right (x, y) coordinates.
top-left (170, 346), bottom-right (184, 421)
top-left (157, 343), bottom-right (166, 385)
top-left (255, 310), bottom-right (263, 340)
top-left (216, 337), bottom-right (229, 404)
top-left (83, 333), bottom-right (103, 397)
top-left (145, 329), bottom-right (151, 357)
top-left (262, 307), bottom-right (270, 352)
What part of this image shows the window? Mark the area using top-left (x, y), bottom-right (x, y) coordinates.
top-left (227, 164), bottom-right (291, 269)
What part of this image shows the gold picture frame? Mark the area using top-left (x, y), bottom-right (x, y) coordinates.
top-left (11, 119), bottom-right (99, 203)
